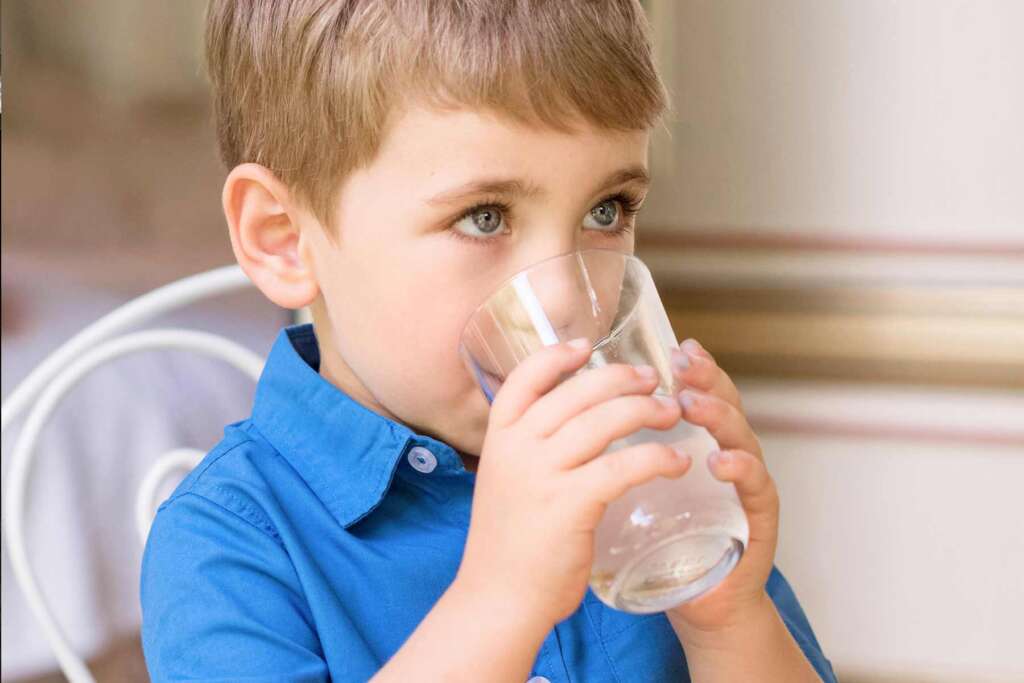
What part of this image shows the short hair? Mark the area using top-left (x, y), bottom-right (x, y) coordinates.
top-left (204, 0), bottom-right (669, 233)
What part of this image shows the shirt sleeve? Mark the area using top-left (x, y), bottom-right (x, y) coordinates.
top-left (765, 565), bottom-right (838, 683)
top-left (140, 491), bottom-right (328, 682)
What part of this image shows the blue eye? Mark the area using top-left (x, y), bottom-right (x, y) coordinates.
top-left (453, 205), bottom-right (506, 240)
top-left (583, 199), bottom-right (620, 230)
top-left (447, 191), bottom-right (643, 246)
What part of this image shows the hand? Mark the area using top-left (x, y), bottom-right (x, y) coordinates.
top-left (456, 339), bottom-right (693, 630)
top-left (664, 339), bottom-right (780, 636)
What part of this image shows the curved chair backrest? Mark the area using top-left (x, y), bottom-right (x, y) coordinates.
top-left (1, 265), bottom-right (266, 683)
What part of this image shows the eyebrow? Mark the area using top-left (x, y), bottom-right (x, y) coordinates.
top-left (424, 165), bottom-right (650, 206)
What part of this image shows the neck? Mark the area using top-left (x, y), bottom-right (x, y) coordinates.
top-left (310, 305), bottom-right (483, 475)
top-left (311, 314), bottom-right (402, 426)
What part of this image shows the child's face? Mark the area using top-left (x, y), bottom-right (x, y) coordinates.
top-left (300, 103), bottom-right (650, 463)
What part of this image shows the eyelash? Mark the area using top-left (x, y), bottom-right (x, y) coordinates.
top-left (447, 191), bottom-right (644, 246)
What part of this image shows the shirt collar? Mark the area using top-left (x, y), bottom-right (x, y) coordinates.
top-left (251, 324), bottom-right (470, 529)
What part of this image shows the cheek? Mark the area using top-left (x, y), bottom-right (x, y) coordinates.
top-left (323, 236), bottom-right (493, 397)
top-left (366, 293), bottom-right (480, 397)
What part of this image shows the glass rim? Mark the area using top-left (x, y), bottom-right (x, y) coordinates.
top-left (457, 247), bottom-right (648, 349)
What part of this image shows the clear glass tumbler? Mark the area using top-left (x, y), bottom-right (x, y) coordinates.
top-left (458, 248), bottom-right (749, 613)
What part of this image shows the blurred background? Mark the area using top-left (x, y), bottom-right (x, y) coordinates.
top-left (2, 1), bottom-right (1022, 682)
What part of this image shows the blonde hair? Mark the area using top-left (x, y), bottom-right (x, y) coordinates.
top-left (204, 0), bottom-right (669, 233)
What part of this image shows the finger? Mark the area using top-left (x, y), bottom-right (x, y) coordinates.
top-left (520, 362), bottom-right (660, 437)
top-left (569, 441), bottom-right (693, 505)
top-left (677, 389), bottom-right (763, 460)
top-left (670, 339), bottom-right (743, 412)
top-left (707, 449), bottom-right (778, 551)
top-left (488, 338), bottom-right (592, 430)
top-left (549, 393), bottom-right (682, 469)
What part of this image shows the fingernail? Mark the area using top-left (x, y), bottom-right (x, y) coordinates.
top-left (670, 348), bottom-right (690, 372)
top-left (635, 364), bottom-right (658, 380)
top-left (568, 337), bottom-right (590, 351)
top-left (708, 450), bottom-right (732, 467)
top-left (682, 338), bottom-right (709, 359)
top-left (672, 446), bottom-right (692, 463)
top-left (655, 394), bottom-right (677, 409)
top-left (678, 389), bottom-right (699, 410)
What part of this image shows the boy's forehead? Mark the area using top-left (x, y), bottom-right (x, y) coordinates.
top-left (374, 102), bottom-right (650, 183)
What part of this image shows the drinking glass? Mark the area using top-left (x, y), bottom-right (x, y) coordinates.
top-left (458, 248), bottom-right (749, 613)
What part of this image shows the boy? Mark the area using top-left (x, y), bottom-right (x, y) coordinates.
top-left (141, 1), bottom-right (837, 681)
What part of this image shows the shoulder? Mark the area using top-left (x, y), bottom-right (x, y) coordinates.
top-left (139, 423), bottom-right (329, 681)
top-left (154, 420), bottom-right (288, 545)
top-left (139, 421), bottom-right (306, 619)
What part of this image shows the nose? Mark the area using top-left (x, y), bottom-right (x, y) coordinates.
top-left (511, 248), bottom-right (613, 347)
top-left (516, 229), bottom-right (578, 276)
top-left (523, 257), bottom-right (585, 337)
top-left (495, 229), bottom-right (570, 327)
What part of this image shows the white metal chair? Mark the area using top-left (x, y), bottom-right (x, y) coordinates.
top-left (2, 265), bottom-right (267, 683)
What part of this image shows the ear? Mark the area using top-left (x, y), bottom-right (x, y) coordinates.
top-left (222, 163), bottom-right (319, 309)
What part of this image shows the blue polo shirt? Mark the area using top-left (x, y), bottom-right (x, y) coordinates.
top-left (140, 323), bottom-right (836, 682)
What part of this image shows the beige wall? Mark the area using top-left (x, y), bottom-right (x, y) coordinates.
top-left (640, 3), bottom-right (1024, 681)
top-left (645, 0), bottom-right (1024, 245)
top-left (740, 380), bottom-right (1024, 682)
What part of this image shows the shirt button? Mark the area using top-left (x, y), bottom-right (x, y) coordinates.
top-left (407, 446), bottom-right (438, 474)
top-left (526, 677), bottom-right (551, 683)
